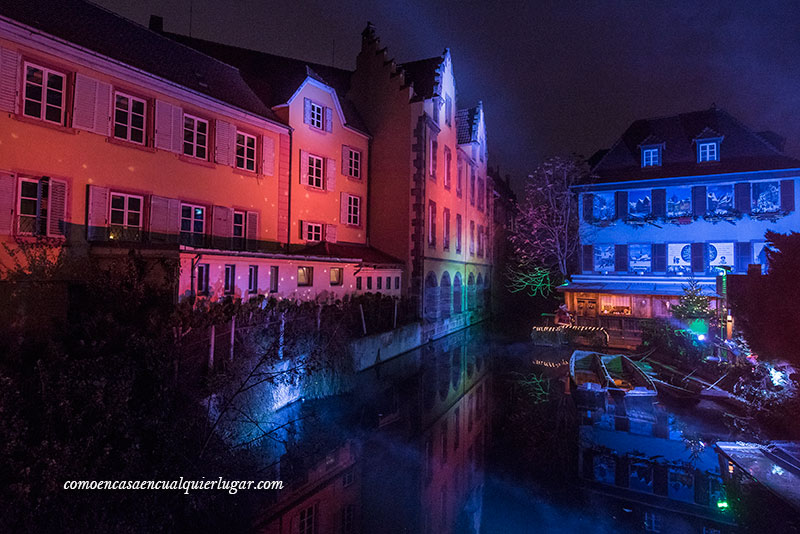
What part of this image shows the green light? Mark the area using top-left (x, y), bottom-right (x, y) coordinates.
top-left (716, 501), bottom-right (729, 509)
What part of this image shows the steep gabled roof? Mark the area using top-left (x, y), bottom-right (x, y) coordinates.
top-left (399, 56), bottom-right (443, 101)
top-left (0, 0), bottom-right (280, 123)
top-left (160, 32), bottom-right (369, 135)
top-left (592, 106), bottom-right (800, 182)
top-left (456, 106), bottom-right (481, 144)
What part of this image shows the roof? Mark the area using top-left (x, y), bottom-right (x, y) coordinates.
top-left (456, 106), bottom-right (480, 144)
top-left (294, 242), bottom-right (403, 266)
top-left (159, 32), bottom-right (369, 135)
top-left (0, 0), bottom-right (281, 123)
top-left (560, 276), bottom-right (721, 298)
top-left (592, 106), bottom-right (800, 183)
top-left (399, 56), bottom-right (443, 101)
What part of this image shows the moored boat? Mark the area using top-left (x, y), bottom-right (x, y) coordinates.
top-left (569, 350), bottom-right (612, 392)
top-left (601, 354), bottom-right (658, 397)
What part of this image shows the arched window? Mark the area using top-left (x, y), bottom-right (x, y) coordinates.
top-left (476, 273), bottom-right (484, 308)
top-left (440, 272), bottom-right (452, 318)
top-left (424, 272), bottom-right (439, 320)
top-left (467, 272), bottom-right (475, 311)
top-left (453, 272), bottom-right (463, 314)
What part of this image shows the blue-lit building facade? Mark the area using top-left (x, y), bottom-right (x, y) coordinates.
top-left (565, 107), bottom-right (800, 346)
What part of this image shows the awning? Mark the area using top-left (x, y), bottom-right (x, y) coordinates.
top-left (559, 279), bottom-right (721, 298)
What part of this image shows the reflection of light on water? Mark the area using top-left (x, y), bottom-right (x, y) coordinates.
top-left (772, 464), bottom-right (786, 476)
top-left (770, 367), bottom-right (787, 387)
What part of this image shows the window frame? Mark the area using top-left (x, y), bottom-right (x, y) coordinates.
top-left (109, 191), bottom-right (144, 240)
top-left (456, 214), bottom-right (462, 254)
top-left (297, 266), bottom-right (314, 287)
top-left (444, 146), bottom-right (452, 190)
top-left (180, 203), bottom-right (206, 240)
top-left (196, 263), bottom-right (210, 295)
top-left (235, 130), bottom-right (257, 172)
top-left (17, 176), bottom-right (48, 236)
top-left (309, 101), bottom-right (323, 130)
top-left (182, 113), bottom-right (209, 160)
top-left (248, 265), bottom-right (258, 294)
top-left (428, 200), bottom-right (436, 248)
top-left (22, 61), bottom-right (67, 125)
top-left (641, 146), bottom-right (661, 167)
top-left (345, 147), bottom-right (362, 179)
top-left (307, 154), bottom-right (324, 189)
top-left (330, 267), bottom-right (343, 286)
top-left (113, 90), bottom-right (147, 145)
top-left (697, 140), bottom-right (719, 162)
top-left (269, 265), bottom-right (279, 293)
top-left (344, 194), bottom-right (361, 226)
top-left (224, 264), bottom-right (236, 295)
top-left (304, 222), bottom-right (323, 242)
top-left (443, 208), bottom-right (451, 250)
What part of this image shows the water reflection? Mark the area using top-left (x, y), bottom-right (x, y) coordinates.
top-left (254, 326), bottom-right (492, 533)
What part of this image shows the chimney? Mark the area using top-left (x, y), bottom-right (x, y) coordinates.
top-left (149, 15), bottom-right (164, 33)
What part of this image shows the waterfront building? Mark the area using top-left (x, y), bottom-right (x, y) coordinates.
top-left (566, 106), bottom-right (800, 346)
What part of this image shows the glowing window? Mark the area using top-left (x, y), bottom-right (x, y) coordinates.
top-left (641, 147), bottom-right (660, 167)
top-left (330, 267), bottom-right (343, 286)
top-left (235, 132), bottom-right (257, 172)
top-left (297, 266), bottom-right (314, 287)
top-left (23, 63), bottom-right (65, 125)
top-left (113, 92), bottom-right (146, 144)
top-left (183, 114), bottom-right (208, 160)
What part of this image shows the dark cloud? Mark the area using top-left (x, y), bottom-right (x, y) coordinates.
top-left (95, 0), bottom-right (800, 192)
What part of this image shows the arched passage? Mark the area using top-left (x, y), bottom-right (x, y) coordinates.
top-left (453, 272), bottom-right (463, 314)
top-left (440, 271), bottom-right (452, 318)
top-left (467, 272), bottom-right (475, 311)
top-left (476, 273), bottom-right (484, 308)
top-left (424, 272), bottom-right (439, 321)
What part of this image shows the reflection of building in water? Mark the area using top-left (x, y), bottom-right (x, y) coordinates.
top-left (361, 329), bottom-right (491, 534)
top-left (579, 396), bottom-right (736, 533)
top-left (254, 327), bottom-right (491, 533)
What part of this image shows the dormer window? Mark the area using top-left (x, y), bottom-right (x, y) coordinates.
top-left (641, 146), bottom-right (661, 167)
top-left (697, 140), bottom-right (720, 162)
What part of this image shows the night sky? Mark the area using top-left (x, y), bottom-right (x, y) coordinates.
top-left (95, 0), bottom-right (800, 192)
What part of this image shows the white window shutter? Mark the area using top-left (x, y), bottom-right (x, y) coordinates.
top-left (73, 73), bottom-right (99, 132)
top-left (93, 81), bottom-right (112, 136)
top-left (214, 120), bottom-right (234, 165)
top-left (300, 150), bottom-right (309, 185)
top-left (325, 107), bottom-right (333, 132)
top-left (246, 211), bottom-right (258, 245)
top-left (0, 172), bottom-right (15, 235)
top-left (0, 47), bottom-right (20, 113)
top-left (262, 136), bottom-right (275, 176)
top-left (340, 192), bottom-right (347, 225)
top-left (167, 198), bottom-right (181, 242)
top-left (212, 205), bottom-right (232, 237)
top-left (155, 100), bottom-right (174, 151)
top-left (150, 195), bottom-right (180, 242)
top-left (46, 178), bottom-right (68, 238)
top-left (87, 185), bottom-right (109, 241)
top-left (341, 145), bottom-right (349, 176)
top-left (171, 106), bottom-right (184, 154)
top-left (325, 224), bottom-right (337, 243)
top-left (326, 158), bottom-right (336, 191)
top-left (303, 98), bottom-right (311, 124)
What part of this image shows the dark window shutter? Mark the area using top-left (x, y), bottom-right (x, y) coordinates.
top-left (615, 191), bottom-right (628, 220)
top-left (692, 186), bottom-right (706, 217)
top-left (652, 243), bottom-right (667, 272)
top-left (735, 242), bottom-right (751, 273)
top-left (582, 245), bottom-right (593, 273)
top-left (583, 194), bottom-right (594, 222)
top-left (734, 182), bottom-right (751, 214)
top-left (615, 244), bottom-right (628, 272)
top-left (781, 179), bottom-right (795, 211)
top-left (651, 189), bottom-right (666, 217)
top-left (691, 242), bottom-right (705, 273)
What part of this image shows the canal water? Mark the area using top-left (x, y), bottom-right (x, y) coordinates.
top-left (252, 321), bottom-right (792, 533)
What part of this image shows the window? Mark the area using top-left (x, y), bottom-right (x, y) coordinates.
top-left (309, 101), bottom-right (323, 129)
top-left (386, 276), bottom-right (391, 289)
top-left (469, 221), bottom-right (475, 255)
top-left (445, 95), bottom-right (452, 126)
top-left (666, 186), bottom-right (691, 218)
top-left (629, 244), bottom-right (652, 273)
top-left (443, 208), bottom-right (450, 250)
top-left (109, 192), bottom-right (143, 241)
top-left (183, 114), bottom-right (208, 159)
top-left (307, 155), bottom-right (324, 189)
top-left (248, 265), bottom-right (258, 294)
top-left (345, 194), bottom-right (361, 226)
top-left (233, 211), bottom-right (245, 248)
top-left (235, 131), bottom-right (257, 172)
top-left (594, 244), bottom-right (615, 272)
top-left (304, 222), bottom-right (323, 242)
top-left (470, 168), bottom-right (476, 206)
top-left (667, 243), bottom-right (692, 275)
top-left (356, 276), bottom-right (362, 290)
top-left (377, 276), bottom-right (382, 290)
top-left (456, 214), bottom-right (462, 253)
top-left (330, 267), bottom-right (343, 286)
top-left (643, 511), bottom-right (662, 532)
top-left (444, 147), bottom-right (452, 189)
top-left (592, 192), bottom-right (615, 221)
top-left (345, 147), bottom-right (361, 179)
top-left (641, 146), bottom-right (660, 167)
top-left (224, 264), bottom-right (235, 295)
top-left (628, 190), bottom-right (652, 219)
top-left (395, 276), bottom-right (400, 289)
top-left (113, 92), bottom-right (146, 144)
top-left (432, 97), bottom-right (440, 124)
top-left (269, 266), bottom-right (279, 293)
top-left (698, 141), bottom-right (719, 162)
top-left (367, 276), bottom-right (372, 290)
top-left (457, 159), bottom-right (463, 198)
top-left (18, 178), bottom-right (45, 235)
top-left (341, 505), bottom-right (355, 534)
top-left (180, 204), bottom-right (205, 245)
top-left (297, 266), bottom-right (313, 287)
top-left (428, 201), bottom-right (436, 247)
top-left (196, 263), bottom-right (209, 295)
top-left (709, 242), bottom-right (734, 271)
top-left (429, 137), bottom-right (436, 178)
top-left (23, 63), bottom-right (66, 124)
top-left (752, 181), bottom-right (781, 213)
top-left (298, 505), bottom-right (316, 534)
top-left (707, 184), bottom-right (734, 214)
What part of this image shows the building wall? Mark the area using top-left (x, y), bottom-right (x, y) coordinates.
top-left (278, 81), bottom-right (370, 248)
